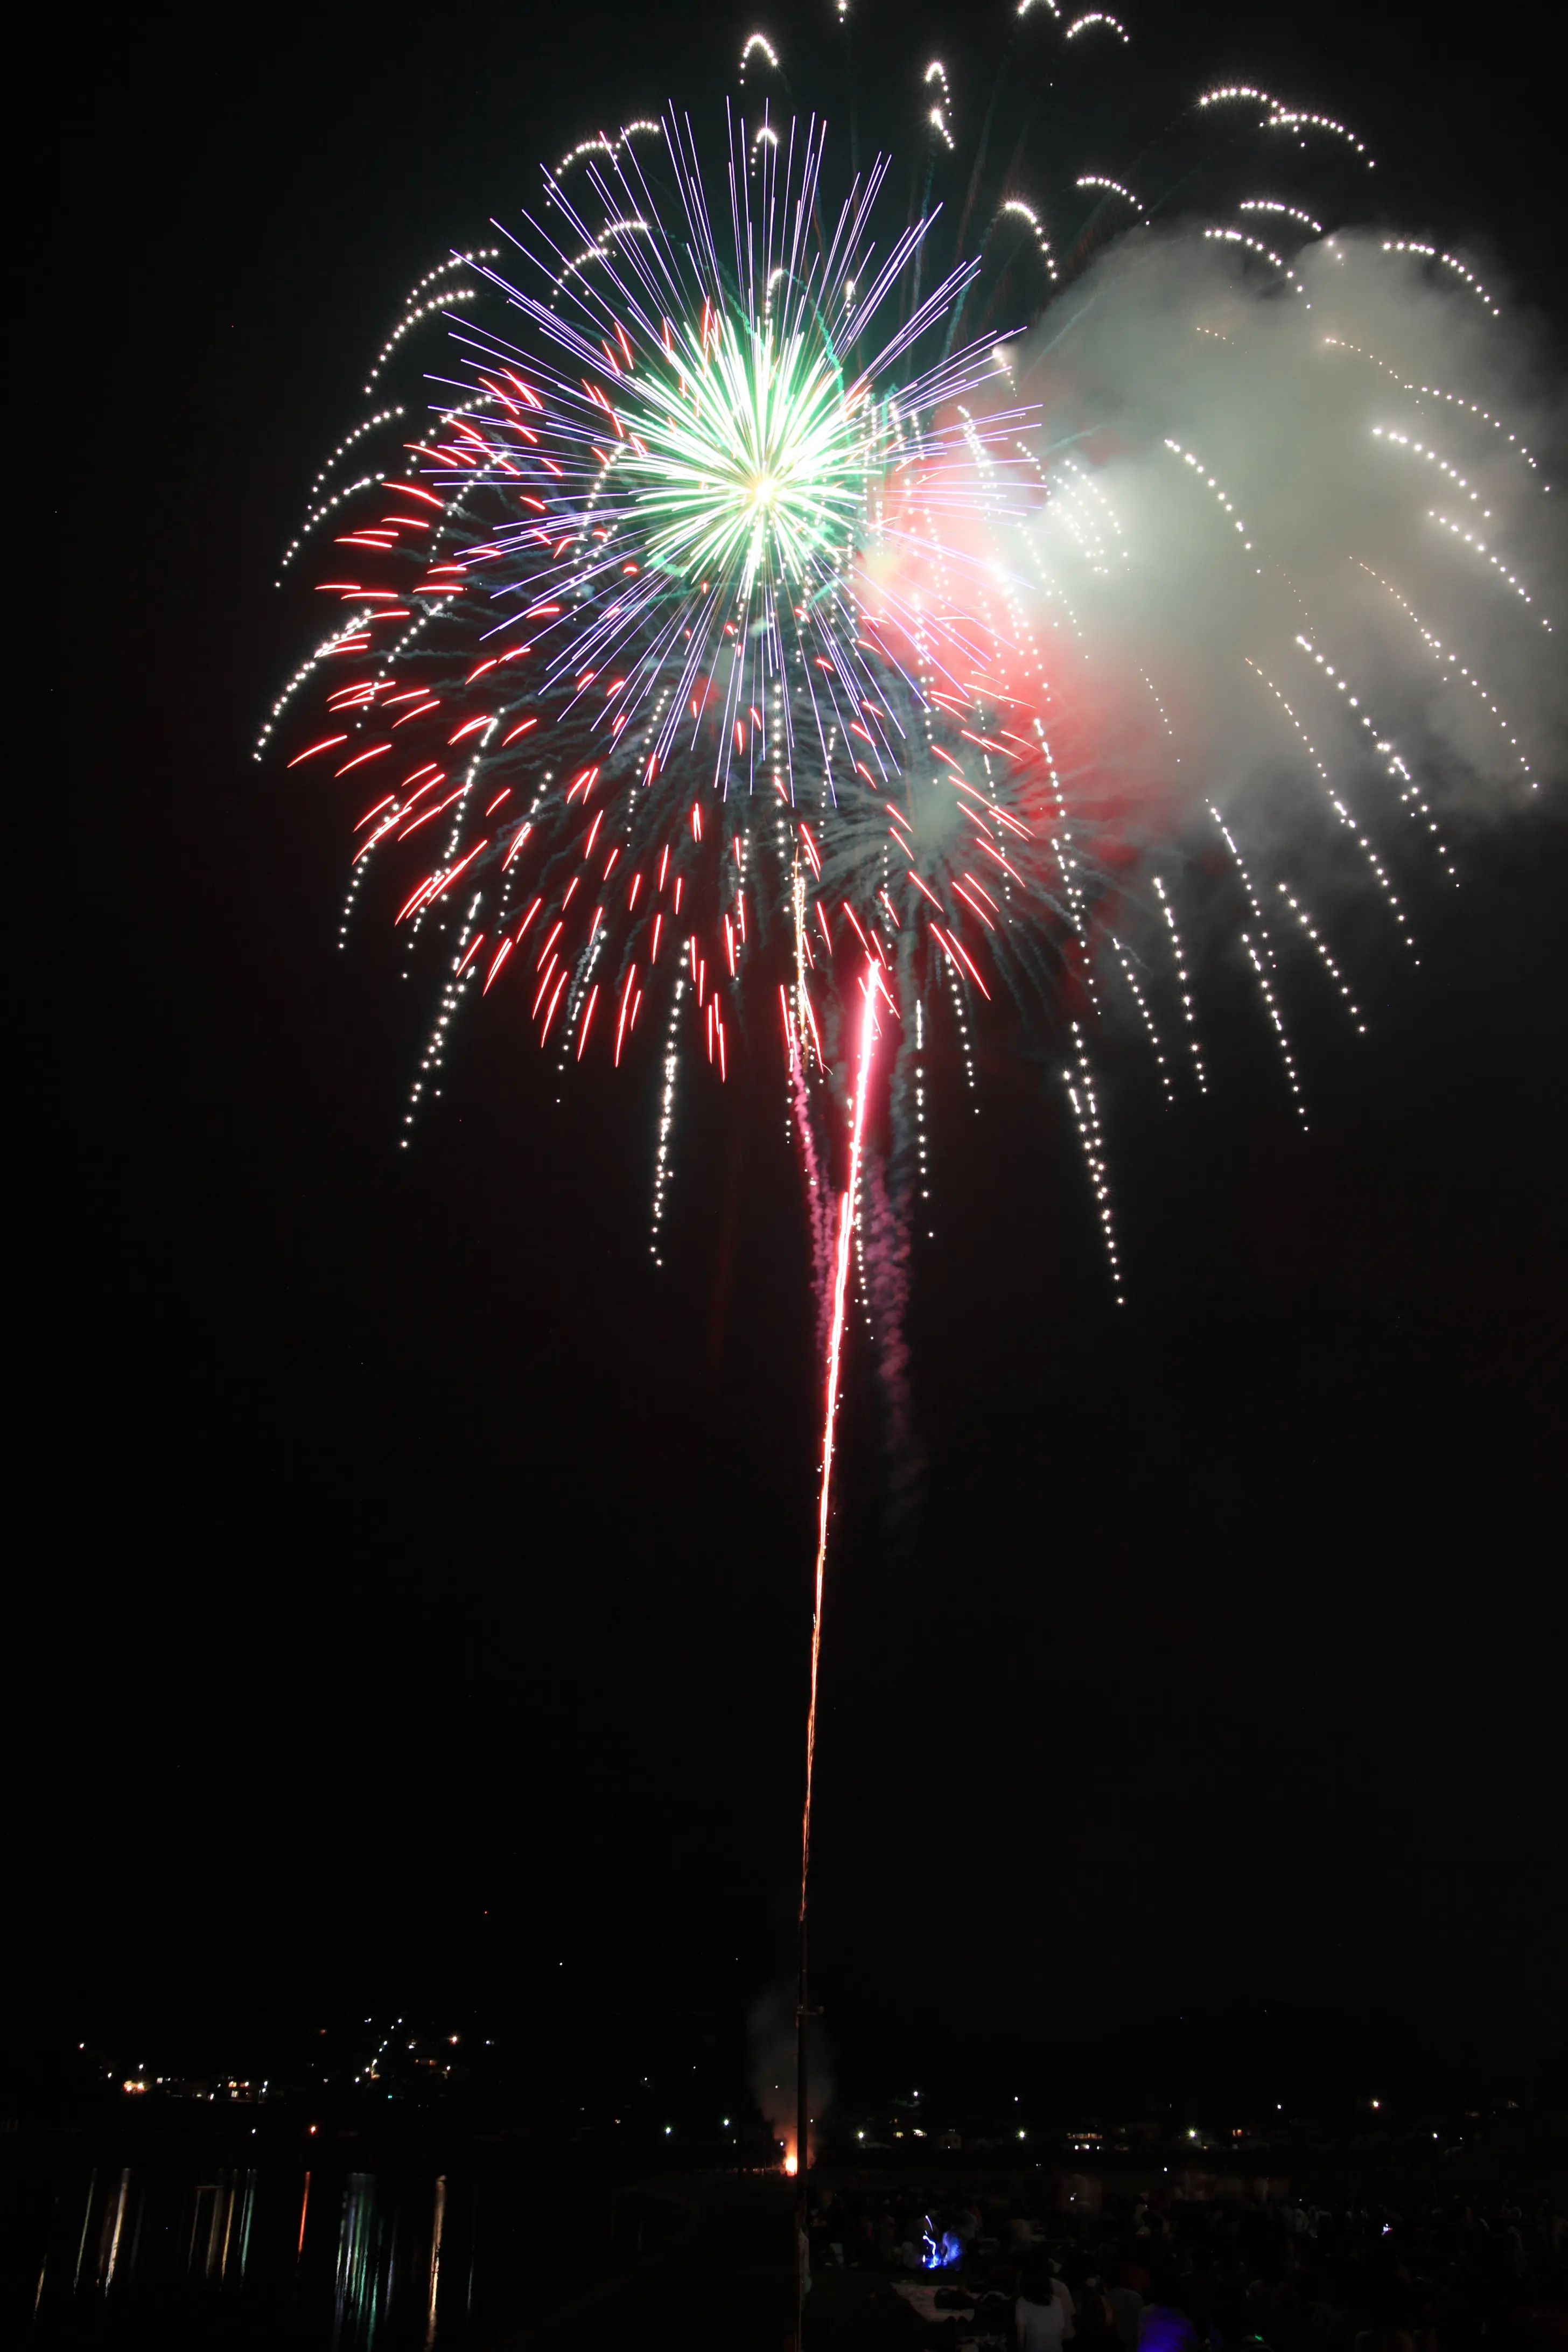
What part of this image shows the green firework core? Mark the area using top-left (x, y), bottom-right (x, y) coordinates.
top-left (622, 297), bottom-right (876, 596)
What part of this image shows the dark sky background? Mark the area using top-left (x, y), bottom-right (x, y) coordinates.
top-left (15, 0), bottom-right (1566, 2099)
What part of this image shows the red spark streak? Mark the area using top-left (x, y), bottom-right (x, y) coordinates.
top-left (398, 787), bottom-right (464, 839)
top-left (932, 922), bottom-right (991, 998)
top-left (951, 879), bottom-right (997, 930)
top-left (800, 988), bottom-right (825, 1067)
top-left (539, 970), bottom-right (568, 1042)
top-left (614, 965), bottom-right (638, 1065)
top-left (977, 838), bottom-right (1025, 883)
top-left (800, 968), bottom-right (882, 1948)
top-left (576, 984), bottom-right (599, 1058)
top-left (335, 743), bottom-right (391, 776)
top-left (430, 838), bottom-right (487, 900)
top-left (288, 735), bottom-right (348, 767)
top-left (395, 875), bottom-right (439, 923)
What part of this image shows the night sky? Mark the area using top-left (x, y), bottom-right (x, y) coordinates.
top-left (16, 0), bottom-right (1566, 2095)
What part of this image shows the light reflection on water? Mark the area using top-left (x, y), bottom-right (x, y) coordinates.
top-left (30, 2158), bottom-right (494, 2347)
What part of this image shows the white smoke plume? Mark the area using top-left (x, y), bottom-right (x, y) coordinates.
top-left (992, 229), bottom-right (1565, 888)
top-left (747, 1979), bottom-right (835, 2171)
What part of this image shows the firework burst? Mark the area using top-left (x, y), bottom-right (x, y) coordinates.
top-left (268, 1), bottom-right (1562, 2195)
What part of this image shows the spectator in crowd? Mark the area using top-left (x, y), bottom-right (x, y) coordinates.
top-left (803, 2174), bottom-right (1567, 2352)
top-left (1021, 2253), bottom-right (1076, 2352)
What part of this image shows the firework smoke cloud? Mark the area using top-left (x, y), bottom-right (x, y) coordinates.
top-left (997, 227), bottom-right (1564, 838)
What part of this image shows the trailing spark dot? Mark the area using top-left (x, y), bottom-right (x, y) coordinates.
top-left (364, 256), bottom-right (499, 395)
top-left (1324, 340), bottom-right (1542, 474)
top-left (1429, 510), bottom-right (1550, 629)
top-left (1203, 225), bottom-right (1304, 297)
top-left (1242, 933), bottom-right (1307, 1125)
top-left (1350, 563), bottom-right (1534, 788)
top-left (1276, 886), bottom-right (1366, 1031)
top-left (1246, 662), bottom-right (1417, 958)
top-left (1110, 936), bottom-right (1174, 1103)
top-left (738, 31), bottom-right (780, 78)
top-left (1198, 85), bottom-right (1374, 165)
top-left (1151, 877), bottom-right (1207, 1092)
top-left (1381, 239), bottom-right (1499, 318)
top-left (998, 198), bottom-right (1060, 283)
top-left (1065, 1024), bottom-right (1125, 1303)
top-left (1238, 198), bottom-right (1324, 234)
top-left (1293, 633), bottom-right (1456, 877)
top-left (1210, 806), bottom-right (1273, 962)
top-left (1163, 438), bottom-right (1259, 568)
top-left (649, 976), bottom-right (687, 1263)
top-left (1076, 174), bottom-right (1145, 219)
